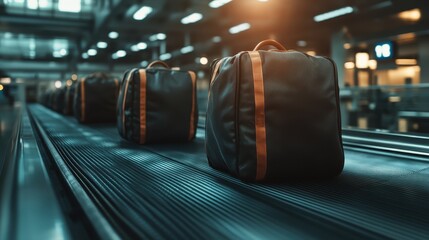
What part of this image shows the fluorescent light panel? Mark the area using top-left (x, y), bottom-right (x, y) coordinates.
top-left (181, 13), bottom-right (203, 24)
top-left (133, 6), bottom-right (153, 20)
top-left (209, 0), bottom-right (232, 8)
top-left (229, 23), bottom-right (251, 34)
top-left (87, 49), bottom-right (97, 56)
top-left (160, 53), bottom-right (172, 60)
top-left (314, 6), bottom-right (354, 22)
top-left (108, 31), bottom-right (119, 39)
top-left (97, 42), bottom-right (108, 48)
top-left (58, 0), bottom-right (81, 13)
top-left (180, 46), bottom-right (194, 54)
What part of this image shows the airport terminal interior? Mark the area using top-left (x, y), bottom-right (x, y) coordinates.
top-left (1, 0), bottom-right (429, 239)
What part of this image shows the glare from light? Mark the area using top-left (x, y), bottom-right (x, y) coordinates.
top-left (116, 50), bottom-right (127, 57)
top-left (314, 6), bottom-right (354, 22)
top-left (209, 0), bottom-right (232, 8)
top-left (133, 6), bottom-right (153, 20)
top-left (375, 44), bottom-right (391, 58)
top-left (258, 0), bottom-right (269, 2)
top-left (59, 49), bottom-right (67, 56)
top-left (344, 62), bottom-right (355, 69)
top-left (27, 0), bottom-right (38, 10)
top-left (141, 61), bottom-right (149, 67)
top-left (0, 78), bottom-right (11, 84)
top-left (398, 8), bottom-right (421, 21)
top-left (212, 36), bottom-right (222, 43)
top-left (108, 31), bottom-right (119, 39)
top-left (180, 46), bottom-right (194, 54)
top-left (4, 32), bottom-right (12, 39)
top-left (137, 42), bottom-right (147, 50)
top-left (71, 74), bottom-right (78, 80)
top-left (66, 80), bottom-right (73, 87)
top-left (395, 59), bottom-right (417, 65)
top-left (97, 42), bottom-right (108, 48)
top-left (53, 51), bottom-right (62, 58)
top-left (181, 13), bottom-right (203, 24)
top-left (82, 53), bottom-right (89, 59)
top-left (131, 45), bottom-right (140, 52)
top-left (29, 51), bottom-right (36, 59)
top-left (343, 43), bottom-right (351, 49)
top-left (157, 33), bottom-right (166, 40)
top-left (58, 0), bottom-right (81, 13)
top-left (229, 23), bottom-right (251, 34)
top-left (0, 84), bottom-right (3, 91)
top-left (200, 57), bottom-right (208, 65)
top-left (55, 81), bottom-right (62, 89)
top-left (160, 53), bottom-right (172, 60)
top-left (306, 51), bottom-right (316, 56)
top-left (87, 49), bottom-right (97, 56)
top-left (149, 33), bottom-right (166, 41)
top-left (369, 60), bottom-right (377, 70)
top-left (355, 52), bottom-right (369, 69)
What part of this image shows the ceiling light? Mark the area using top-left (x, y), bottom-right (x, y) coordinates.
top-left (133, 6), bottom-right (153, 20)
top-left (71, 74), bottom-right (78, 80)
top-left (398, 8), bottom-right (421, 21)
top-left (97, 42), bottom-right (108, 48)
top-left (212, 36), bottom-right (222, 43)
top-left (82, 53), bottom-right (89, 59)
top-left (369, 60), bottom-right (377, 70)
top-left (181, 13), bottom-right (203, 24)
top-left (209, 0), bottom-right (232, 8)
top-left (131, 45), bottom-right (139, 52)
top-left (0, 84), bottom-right (3, 91)
top-left (55, 80), bottom-right (62, 88)
top-left (149, 33), bottom-right (167, 41)
top-left (58, 0), bottom-right (81, 13)
top-left (59, 49), bottom-right (68, 56)
top-left (116, 50), bottom-right (127, 58)
top-left (314, 6), bottom-right (354, 22)
top-left (229, 23), bottom-right (251, 34)
top-left (66, 80), bottom-right (73, 87)
top-left (108, 31), bottom-right (119, 39)
top-left (344, 62), bottom-right (355, 69)
top-left (87, 49), bottom-right (97, 56)
top-left (355, 52), bottom-right (369, 69)
top-left (160, 53), bottom-right (172, 61)
top-left (180, 46), bottom-right (194, 54)
top-left (395, 59), bottom-right (417, 65)
top-left (141, 61), bottom-right (148, 67)
top-left (53, 51), bottom-right (63, 58)
top-left (200, 57), bottom-right (208, 65)
top-left (0, 78), bottom-right (11, 84)
top-left (27, 0), bottom-right (38, 10)
top-left (137, 42), bottom-right (147, 50)
top-left (343, 43), bottom-right (352, 49)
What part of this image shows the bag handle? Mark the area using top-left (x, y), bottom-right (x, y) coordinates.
top-left (253, 39), bottom-right (286, 51)
top-left (147, 60), bottom-right (170, 69)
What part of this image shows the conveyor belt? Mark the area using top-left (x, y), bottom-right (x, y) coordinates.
top-left (29, 104), bottom-right (429, 239)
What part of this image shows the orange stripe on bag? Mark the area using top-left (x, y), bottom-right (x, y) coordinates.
top-left (139, 69), bottom-right (147, 144)
top-left (81, 78), bottom-right (86, 122)
top-left (188, 71), bottom-right (197, 141)
top-left (248, 51), bottom-right (267, 180)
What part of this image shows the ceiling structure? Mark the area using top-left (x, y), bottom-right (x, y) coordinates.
top-left (0, 0), bottom-right (427, 80)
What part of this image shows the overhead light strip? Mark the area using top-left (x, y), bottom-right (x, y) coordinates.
top-left (209, 0), bottom-right (232, 8)
top-left (133, 6), bottom-right (153, 20)
top-left (314, 6), bottom-right (354, 22)
top-left (181, 13), bottom-right (203, 24)
top-left (229, 23), bottom-right (251, 34)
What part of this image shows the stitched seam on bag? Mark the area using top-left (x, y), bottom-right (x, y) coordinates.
top-left (188, 71), bottom-right (197, 141)
top-left (248, 51), bottom-right (267, 180)
top-left (139, 69), bottom-right (147, 144)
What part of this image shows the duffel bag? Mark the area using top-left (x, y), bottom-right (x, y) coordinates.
top-left (53, 86), bottom-right (66, 113)
top-left (74, 72), bottom-right (119, 123)
top-left (117, 60), bottom-right (197, 144)
top-left (64, 82), bottom-right (77, 115)
top-left (206, 39), bottom-right (344, 181)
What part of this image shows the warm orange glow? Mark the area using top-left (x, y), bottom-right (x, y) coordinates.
top-left (369, 60), bottom-right (377, 70)
top-left (395, 59), bottom-right (417, 65)
top-left (306, 51), bottom-right (316, 56)
top-left (343, 43), bottom-right (351, 49)
top-left (71, 74), bottom-right (78, 80)
top-left (344, 62), bottom-right (355, 69)
top-left (0, 84), bottom-right (3, 91)
top-left (66, 80), bottom-right (73, 86)
top-left (398, 8), bottom-right (421, 21)
top-left (355, 52), bottom-right (369, 69)
top-left (0, 77), bottom-right (11, 84)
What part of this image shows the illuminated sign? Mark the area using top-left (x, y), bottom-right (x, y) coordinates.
top-left (374, 41), bottom-right (395, 60)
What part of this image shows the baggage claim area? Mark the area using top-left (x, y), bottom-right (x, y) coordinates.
top-left (1, 0), bottom-right (429, 239)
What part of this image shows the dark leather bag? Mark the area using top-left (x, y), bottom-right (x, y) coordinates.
top-left (74, 72), bottom-right (119, 123)
top-left (64, 82), bottom-right (77, 115)
top-left (53, 87), bottom-right (66, 113)
top-left (206, 39), bottom-right (344, 181)
top-left (117, 61), bottom-right (197, 144)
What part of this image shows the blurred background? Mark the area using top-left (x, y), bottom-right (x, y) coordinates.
top-left (0, 0), bottom-right (428, 134)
